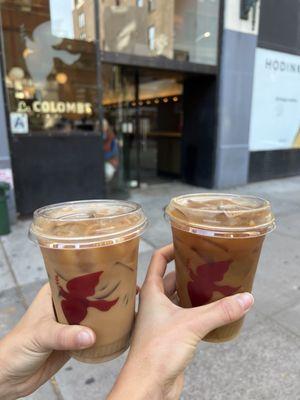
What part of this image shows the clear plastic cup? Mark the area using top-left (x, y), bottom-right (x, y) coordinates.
top-left (29, 200), bottom-right (148, 363)
top-left (166, 193), bottom-right (275, 342)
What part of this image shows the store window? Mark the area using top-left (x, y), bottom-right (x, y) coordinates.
top-left (102, 65), bottom-right (183, 189)
top-left (100, 0), bottom-right (220, 65)
top-left (0, 0), bottom-right (99, 136)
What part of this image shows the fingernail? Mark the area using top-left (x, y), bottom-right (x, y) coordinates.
top-left (76, 331), bottom-right (94, 348)
top-left (236, 292), bottom-right (254, 311)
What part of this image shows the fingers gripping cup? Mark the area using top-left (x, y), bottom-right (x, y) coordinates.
top-left (166, 193), bottom-right (275, 343)
top-left (29, 200), bottom-right (147, 363)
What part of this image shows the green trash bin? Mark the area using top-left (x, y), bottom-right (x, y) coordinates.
top-left (0, 181), bottom-right (10, 235)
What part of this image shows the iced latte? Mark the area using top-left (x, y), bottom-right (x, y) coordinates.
top-left (29, 200), bottom-right (147, 363)
top-left (166, 194), bottom-right (275, 342)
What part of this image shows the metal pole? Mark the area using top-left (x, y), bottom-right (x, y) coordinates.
top-left (0, 6), bottom-right (15, 161)
top-left (134, 69), bottom-right (141, 188)
top-left (94, 0), bottom-right (106, 195)
top-left (212, 0), bottom-right (225, 186)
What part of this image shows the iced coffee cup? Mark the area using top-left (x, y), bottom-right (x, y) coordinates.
top-left (166, 193), bottom-right (275, 343)
top-left (29, 200), bottom-right (147, 363)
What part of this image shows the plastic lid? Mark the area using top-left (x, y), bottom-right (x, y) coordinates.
top-left (29, 200), bottom-right (148, 248)
top-left (165, 193), bottom-right (275, 237)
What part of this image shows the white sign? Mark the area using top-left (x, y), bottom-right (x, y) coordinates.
top-left (249, 48), bottom-right (300, 151)
top-left (10, 112), bottom-right (29, 134)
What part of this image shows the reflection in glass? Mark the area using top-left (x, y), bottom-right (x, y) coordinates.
top-left (97, 0), bottom-right (219, 65)
top-left (103, 118), bottom-right (119, 182)
top-left (102, 65), bottom-right (183, 189)
top-left (50, 0), bottom-right (75, 39)
top-left (1, 0), bottom-right (98, 135)
top-left (71, 0), bottom-right (219, 65)
top-left (24, 21), bottom-right (80, 88)
top-left (73, 0), bottom-right (95, 43)
top-left (174, 0), bottom-right (219, 65)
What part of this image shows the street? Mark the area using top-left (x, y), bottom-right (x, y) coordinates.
top-left (1, 176), bottom-right (300, 399)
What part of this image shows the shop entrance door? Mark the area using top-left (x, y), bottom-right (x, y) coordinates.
top-left (102, 65), bottom-right (183, 191)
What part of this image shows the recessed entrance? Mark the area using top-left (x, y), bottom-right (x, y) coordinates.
top-left (102, 65), bottom-right (183, 190)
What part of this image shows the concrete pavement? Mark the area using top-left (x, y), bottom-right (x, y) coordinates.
top-left (0, 176), bottom-right (300, 399)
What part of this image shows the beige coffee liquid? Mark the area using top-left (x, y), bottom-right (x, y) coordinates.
top-left (166, 194), bottom-right (274, 343)
top-left (30, 200), bottom-right (147, 363)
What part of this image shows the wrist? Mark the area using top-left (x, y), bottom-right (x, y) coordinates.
top-left (0, 337), bottom-right (19, 400)
top-left (108, 355), bottom-right (164, 400)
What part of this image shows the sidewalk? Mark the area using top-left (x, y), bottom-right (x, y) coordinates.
top-left (1, 176), bottom-right (300, 399)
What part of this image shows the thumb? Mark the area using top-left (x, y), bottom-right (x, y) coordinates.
top-left (189, 292), bottom-right (254, 338)
top-left (35, 321), bottom-right (96, 351)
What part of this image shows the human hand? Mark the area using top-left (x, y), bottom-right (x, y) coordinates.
top-left (0, 284), bottom-right (95, 400)
top-left (109, 244), bottom-right (254, 400)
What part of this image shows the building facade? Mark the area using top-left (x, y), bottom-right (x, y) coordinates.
top-left (0, 0), bottom-right (299, 216)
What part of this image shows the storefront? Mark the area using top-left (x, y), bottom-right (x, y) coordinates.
top-left (1, 0), bottom-right (299, 217)
top-left (248, 0), bottom-right (300, 181)
top-left (0, 0), bottom-right (221, 214)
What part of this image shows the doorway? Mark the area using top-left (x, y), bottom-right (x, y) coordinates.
top-left (102, 65), bottom-right (183, 191)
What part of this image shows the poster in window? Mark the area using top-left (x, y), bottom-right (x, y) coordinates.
top-left (249, 48), bottom-right (300, 151)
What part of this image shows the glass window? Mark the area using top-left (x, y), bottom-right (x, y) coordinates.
top-left (78, 12), bottom-right (85, 28)
top-left (148, 0), bottom-right (156, 12)
top-left (174, 0), bottom-right (219, 65)
top-left (100, 0), bottom-right (220, 65)
top-left (0, 0), bottom-right (99, 135)
top-left (73, 0), bottom-right (96, 43)
top-left (148, 26), bottom-right (156, 51)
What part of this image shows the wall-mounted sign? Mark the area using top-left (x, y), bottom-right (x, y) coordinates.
top-left (249, 48), bottom-right (300, 151)
top-left (10, 112), bottom-right (29, 134)
top-left (16, 101), bottom-right (93, 115)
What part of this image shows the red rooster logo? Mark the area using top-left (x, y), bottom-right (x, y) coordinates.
top-left (55, 272), bottom-right (118, 325)
top-left (187, 260), bottom-right (241, 307)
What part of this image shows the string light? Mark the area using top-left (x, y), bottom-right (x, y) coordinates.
top-left (154, 98), bottom-right (159, 104)
top-left (56, 73), bottom-right (68, 84)
top-left (173, 96), bottom-right (178, 102)
top-left (163, 98), bottom-right (168, 103)
top-left (23, 48), bottom-right (33, 58)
